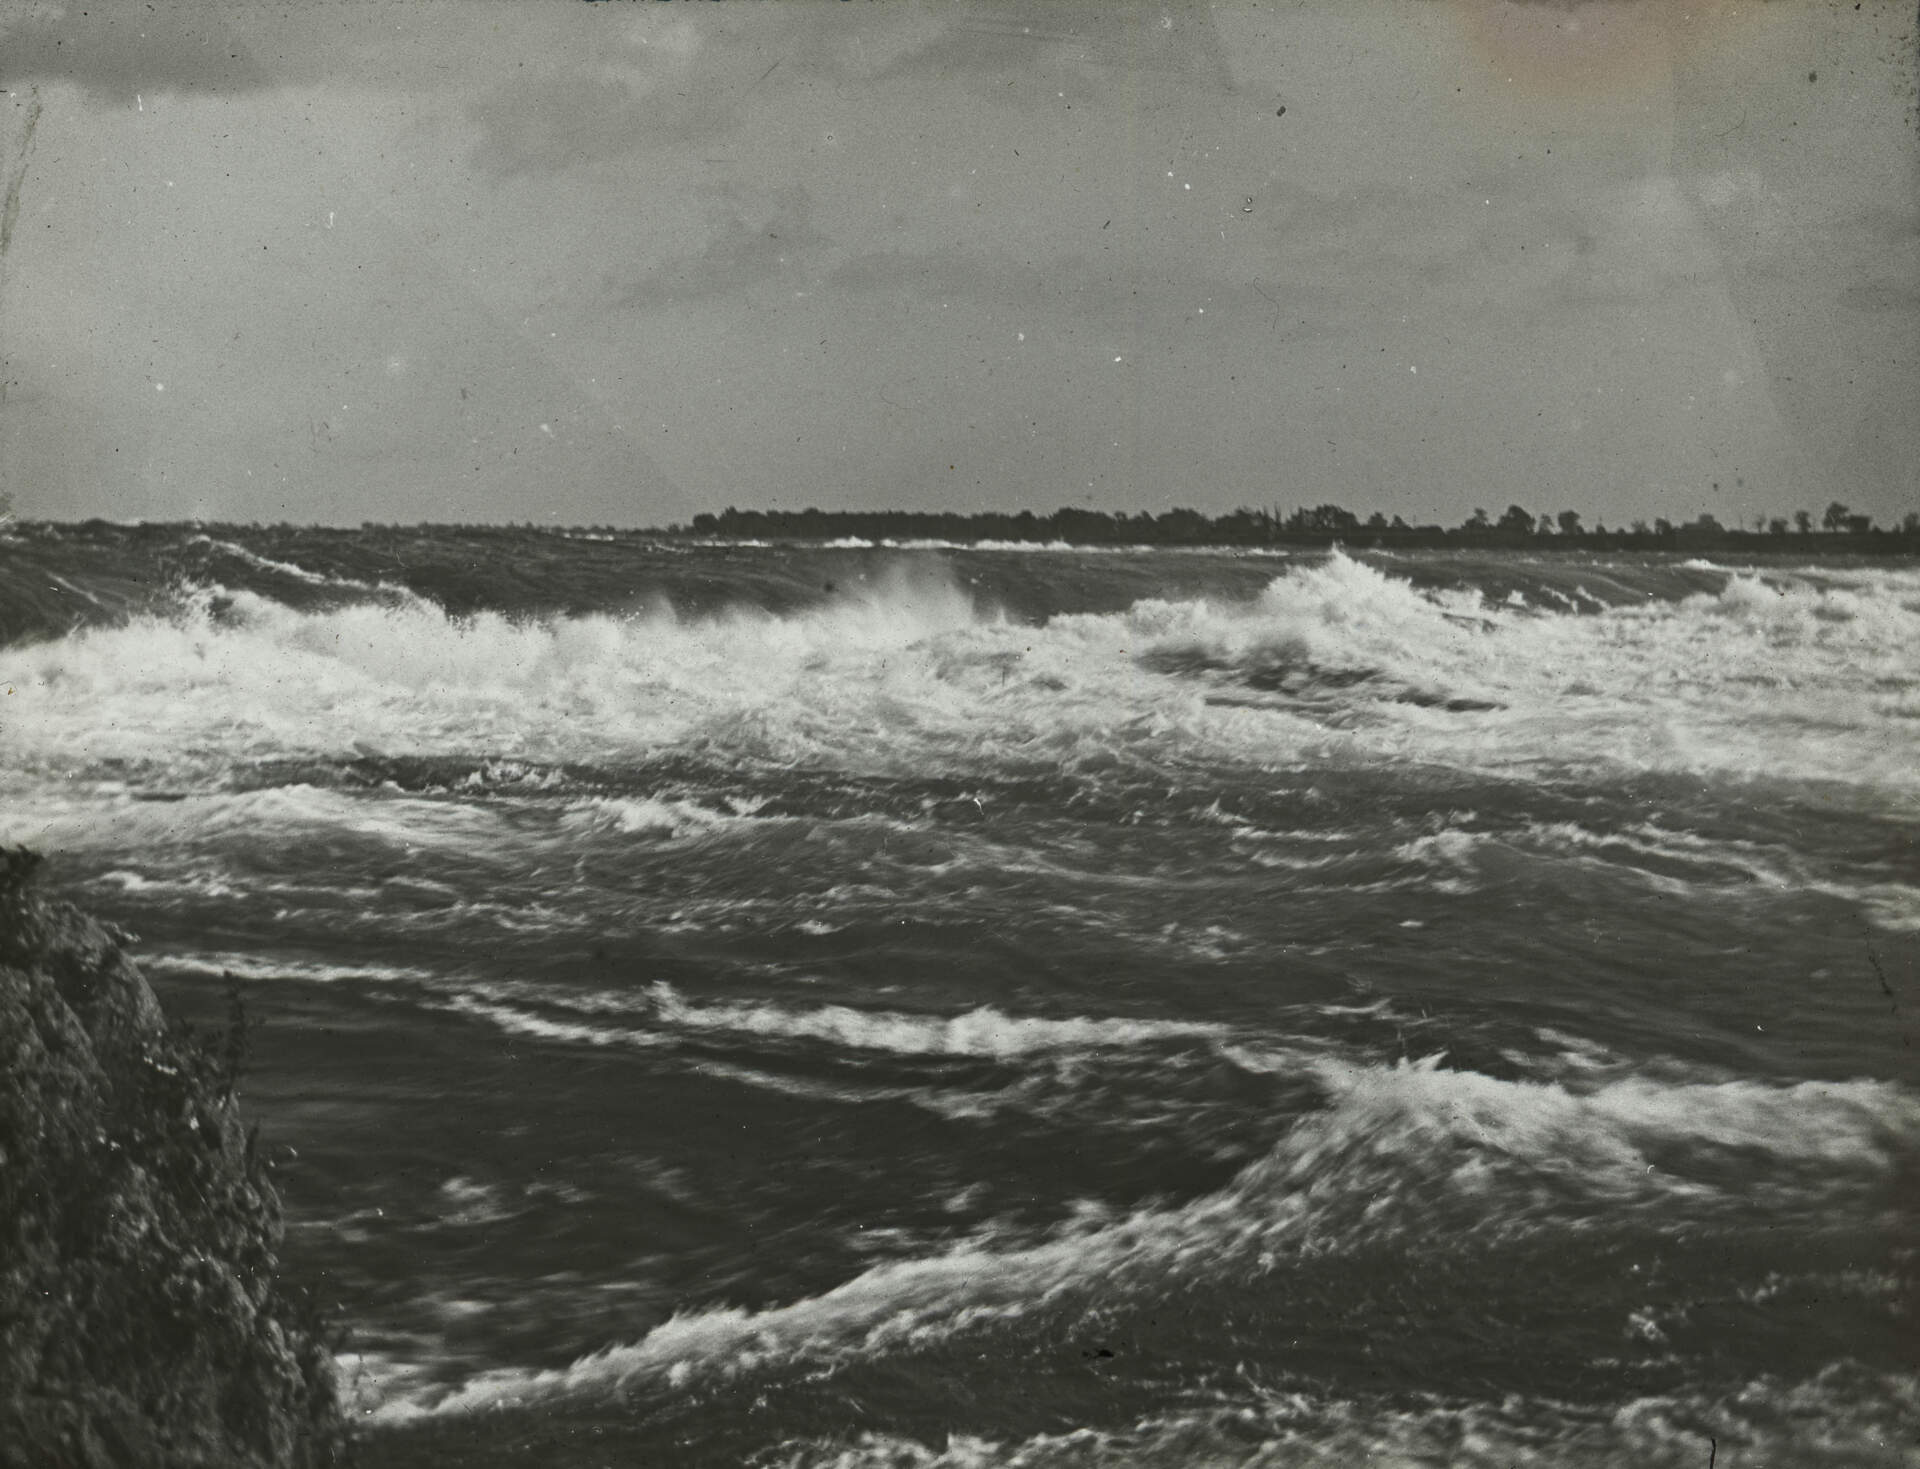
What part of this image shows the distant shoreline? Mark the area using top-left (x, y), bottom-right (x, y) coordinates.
top-left (9, 513), bottom-right (1920, 558)
top-left (659, 505), bottom-right (1920, 556)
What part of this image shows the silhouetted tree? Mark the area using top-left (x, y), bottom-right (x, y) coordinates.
top-left (656, 500), bottom-right (1918, 551)
top-left (1822, 501), bottom-right (1852, 532)
top-left (1152, 507), bottom-right (1210, 542)
top-left (1794, 509), bottom-right (1813, 534)
top-left (1214, 508), bottom-right (1271, 542)
top-left (1286, 504), bottom-right (1360, 534)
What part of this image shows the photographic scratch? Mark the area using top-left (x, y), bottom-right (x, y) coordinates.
top-left (1, 87), bottom-right (44, 261)
top-left (1252, 282), bottom-right (1282, 331)
top-left (1869, 950), bottom-right (1896, 1008)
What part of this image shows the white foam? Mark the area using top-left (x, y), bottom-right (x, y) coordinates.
top-left (559, 795), bottom-right (738, 839)
top-left (429, 1176), bottom-right (517, 1229)
top-left (0, 783), bottom-right (511, 867)
top-left (6, 555), bottom-right (1920, 810)
top-left (645, 985), bottom-right (1229, 1059)
top-left (437, 981), bottom-right (1232, 1064)
top-left (1309, 1056), bottom-right (1914, 1184)
top-left (189, 535), bottom-right (390, 593)
top-left (755, 1364), bottom-right (1920, 1468)
top-left (144, 949), bottom-right (439, 986)
top-left (1511, 819), bottom-right (1920, 929)
top-left (437, 995), bottom-right (669, 1052)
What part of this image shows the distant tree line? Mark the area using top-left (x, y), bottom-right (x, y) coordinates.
top-left (671, 500), bottom-right (1920, 551)
top-left (10, 498), bottom-right (1917, 549)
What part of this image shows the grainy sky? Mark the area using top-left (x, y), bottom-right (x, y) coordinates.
top-left (1, 0), bottom-right (1915, 527)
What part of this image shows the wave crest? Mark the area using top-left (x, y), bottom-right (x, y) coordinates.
top-left (7, 552), bottom-right (1918, 798)
top-left (356, 1057), bottom-right (1916, 1422)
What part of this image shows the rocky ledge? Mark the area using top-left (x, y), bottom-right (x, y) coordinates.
top-left (0, 848), bottom-right (344, 1468)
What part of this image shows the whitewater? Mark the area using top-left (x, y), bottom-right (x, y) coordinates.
top-left (1, 523), bottom-right (1914, 1466)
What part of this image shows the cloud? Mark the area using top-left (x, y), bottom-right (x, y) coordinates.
top-left (465, 17), bottom-right (732, 178)
top-left (1846, 206), bottom-right (1920, 253)
top-left (869, 0), bottom-right (1233, 92)
top-left (468, 69), bottom-right (656, 178)
top-left (620, 11), bottom-right (704, 65)
top-left (827, 244), bottom-right (1335, 341)
top-left (1838, 281), bottom-right (1920, 314)
top-left (0, 9), bottom-right (270, 101)
top-left (609, 185), bottom-right (832, 309)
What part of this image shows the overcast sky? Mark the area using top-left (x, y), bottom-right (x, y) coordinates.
top-left (1, 0), bottom-right (1915, 528)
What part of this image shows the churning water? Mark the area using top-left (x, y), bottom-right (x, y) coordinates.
top-left (3, 524), bottom-right (1914, 1466)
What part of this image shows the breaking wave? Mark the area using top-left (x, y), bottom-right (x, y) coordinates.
top-left (7, 552), bottom-right (1919, 801)
top-left (354, 1057), bottom-right (1916, 1422)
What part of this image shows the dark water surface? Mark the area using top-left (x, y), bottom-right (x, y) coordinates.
top-left (3, 524), bottom-right (1915, 1466)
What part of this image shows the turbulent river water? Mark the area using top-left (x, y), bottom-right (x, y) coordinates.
top-left (2, 524), bottom-right (1915, 1466)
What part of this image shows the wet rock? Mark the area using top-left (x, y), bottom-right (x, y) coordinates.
top-left (0, 848), bottom-right (344, 1468)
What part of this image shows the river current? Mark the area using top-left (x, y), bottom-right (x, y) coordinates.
top-left (2, 524), bottom-right (1914, 1466)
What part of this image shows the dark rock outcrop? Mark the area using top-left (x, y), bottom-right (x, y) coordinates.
top-left (0, 848), bottom-right (344, 1467)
